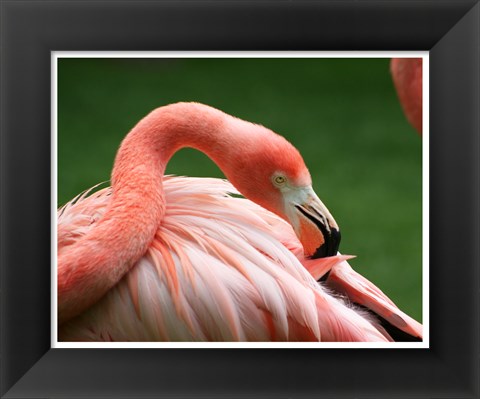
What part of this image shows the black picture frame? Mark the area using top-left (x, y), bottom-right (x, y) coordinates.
top-left (1, 1), bottom-right (479, 398)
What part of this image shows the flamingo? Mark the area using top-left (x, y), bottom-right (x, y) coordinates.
top-left (390, 58), bottom-right (423, 134)
top-left (58, 102), bottom-right (422, 342)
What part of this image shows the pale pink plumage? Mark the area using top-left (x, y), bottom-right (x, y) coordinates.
top-left (59, 177), bottom-right (389, 341)
top-left (58, 102), bottom-right (422, 342)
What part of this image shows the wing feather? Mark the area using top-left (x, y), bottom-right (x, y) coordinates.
top-left (58, 177), bottom-right (394, 342)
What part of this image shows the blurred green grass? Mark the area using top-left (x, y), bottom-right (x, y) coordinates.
top-left (58, 58), bottom-right (422, 322)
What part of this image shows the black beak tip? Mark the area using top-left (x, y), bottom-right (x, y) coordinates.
top-left (311, 228), bottom-right (341, 259)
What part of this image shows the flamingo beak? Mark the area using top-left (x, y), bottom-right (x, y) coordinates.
top-left (285, 187), bottom-right (341, 259)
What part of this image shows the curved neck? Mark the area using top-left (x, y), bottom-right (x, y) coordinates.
top-left (58, 103), bottom-right (254, 323)
top-left (112, 102), bottom-right (236, 202)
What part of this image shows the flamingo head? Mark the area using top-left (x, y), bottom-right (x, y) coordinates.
top-left (223, 126), bottom-right (340, 259)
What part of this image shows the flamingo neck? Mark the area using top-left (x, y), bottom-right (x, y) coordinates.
top-left (112, 102), bottom-right (237, 204)
top-left (58, 103), bottom-right (250, 323)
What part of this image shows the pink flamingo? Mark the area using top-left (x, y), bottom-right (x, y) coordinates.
top-left (58, 102), bottom-right (422, 342)
top-left (391, 58), bottom-right (423, 134)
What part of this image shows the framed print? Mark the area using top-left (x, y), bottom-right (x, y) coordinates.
top-left (1, 1), bottom-right (479, 398)
top-left (54, 53), bottom-right (426, 349)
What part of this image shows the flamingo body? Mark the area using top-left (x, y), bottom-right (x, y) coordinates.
top-left (390, 58), bottom-right (423, 134)
top-left (59, 177), bottom-right (389, 341)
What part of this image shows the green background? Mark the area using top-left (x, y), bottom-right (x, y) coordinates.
top-left (58, 58), bottom-right (423, 322)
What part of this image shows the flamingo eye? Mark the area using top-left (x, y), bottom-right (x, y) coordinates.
top-left (273, 175), bottom-right (287, 186)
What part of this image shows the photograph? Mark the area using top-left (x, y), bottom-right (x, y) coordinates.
top-left (55, 54), bottom-right (425, 347)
